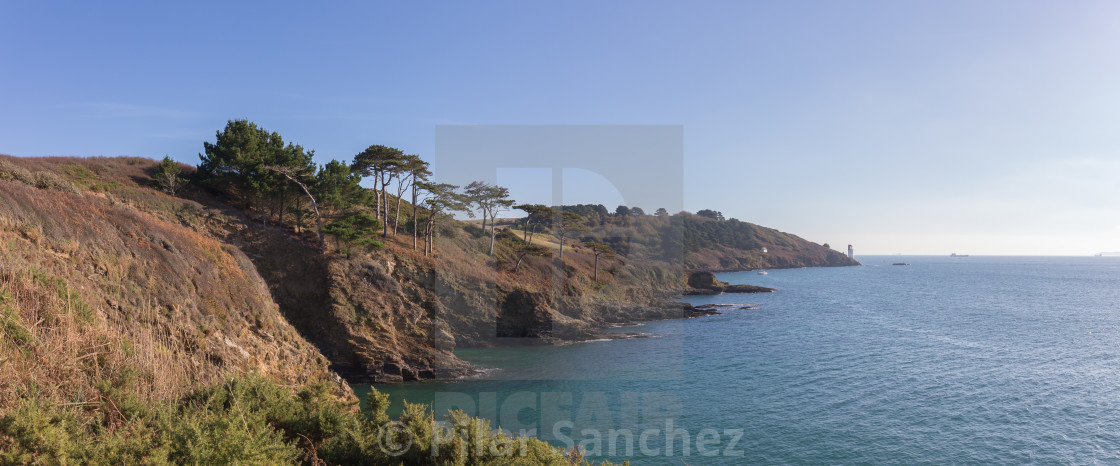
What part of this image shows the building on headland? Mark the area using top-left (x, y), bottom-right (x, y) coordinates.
top-left (847, 244), bottom-right (854, 259)
top-left (761, 247), bottom-right (767, 254)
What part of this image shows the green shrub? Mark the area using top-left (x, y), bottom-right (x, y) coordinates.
top-left (30, 268), bottom-right (94, 323)
top-left (324, 211), bottom-right (384, 256)
top-left (33, 171), bottom-right (80, 194)
top-left (1, 307), bottom-right (33, 346)
top-left (0, 374), bottom-right (598, 465)
top-left (0, 398), bottom-right (90, 464)
top-left (151, 156), bottom-right (186, 195)
top-left (168, 404), bottom-right (298, 464)
top-left (58, 164), bottom-right (96, 183)
top-left (90, 180), bottom-right (123, 193)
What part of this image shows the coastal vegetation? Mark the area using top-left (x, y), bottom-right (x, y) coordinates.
top-left (1, 374), bottom-right (595, 464)
top-left (0, 119), bottom-right (855, 463)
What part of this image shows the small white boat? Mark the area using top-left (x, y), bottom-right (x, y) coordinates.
top-left (757, 270), bottom-right (768, 275)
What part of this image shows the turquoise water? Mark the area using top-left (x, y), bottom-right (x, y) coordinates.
top-left (357, 256), bottom-right (1120, 464)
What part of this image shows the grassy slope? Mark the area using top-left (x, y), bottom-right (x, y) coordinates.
top-left (0, 155), bottom-right (341, 408)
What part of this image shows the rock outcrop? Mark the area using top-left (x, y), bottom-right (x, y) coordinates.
top-left (687, 271), bottom-right (729, 290)
top-left (686, 270), bottom-right (775, 294)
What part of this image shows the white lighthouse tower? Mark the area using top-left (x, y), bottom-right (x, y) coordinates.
top-left (847, 244), bottom-right (854, 259)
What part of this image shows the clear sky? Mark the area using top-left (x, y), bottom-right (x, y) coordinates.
top-left (2, 1), bottom-right (1119, 255)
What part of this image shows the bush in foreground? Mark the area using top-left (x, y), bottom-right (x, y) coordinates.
top-left (0, 375), bottom-right (617, 465)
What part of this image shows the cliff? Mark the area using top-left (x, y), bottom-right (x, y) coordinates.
top-left (0, 155), bottom-right (856, 393)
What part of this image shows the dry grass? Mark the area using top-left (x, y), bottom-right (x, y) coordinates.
top-left (0, 157), bottom-right (78, 194)
top-left (0, 257), bottom-right (191, 407)
top-left (0, 156), bottom-right (339, 414)
top-left (374, 213), bottom-right (677, 303)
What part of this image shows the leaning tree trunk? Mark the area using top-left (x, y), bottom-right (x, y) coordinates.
top-left (393, 174), bottom-right (409, 235)
top-left (273, 171), bottom-right (326, 254)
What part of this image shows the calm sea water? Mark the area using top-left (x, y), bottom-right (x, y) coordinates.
top-left (356, 256), bottom-right (1120, 464)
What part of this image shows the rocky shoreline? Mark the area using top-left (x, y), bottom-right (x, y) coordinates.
top-left (439, 270), bottom-right (773, 362)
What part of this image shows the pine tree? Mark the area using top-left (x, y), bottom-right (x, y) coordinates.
top-left (152, 155), bottom-right (186, 195)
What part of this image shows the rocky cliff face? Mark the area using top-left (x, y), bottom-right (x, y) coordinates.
top-left (409, 247), bottom-right (701, 349)
top-left (132, 185), bottom-right (473, 384)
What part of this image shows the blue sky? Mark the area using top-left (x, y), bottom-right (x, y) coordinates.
top-left (2, 1), bottom-right (1119, 255)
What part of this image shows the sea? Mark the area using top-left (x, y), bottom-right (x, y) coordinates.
top-left (355, 255), bottom-right (1120, 464)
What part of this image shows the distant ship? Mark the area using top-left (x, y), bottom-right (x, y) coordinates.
top-left (892, 262), bottom-right (909, 266)
top-left (757, 270), bottom-right (768, 275)
top-left (950, 253), bottom-right (969, 257)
